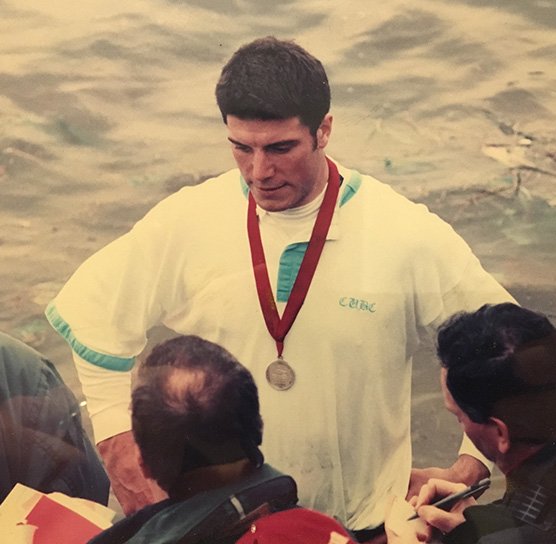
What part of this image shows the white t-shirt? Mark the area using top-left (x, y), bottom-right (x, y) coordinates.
top-left (46, 161), bottom-right (513, 529)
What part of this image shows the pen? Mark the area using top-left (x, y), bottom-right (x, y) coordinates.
top-left (406, 477), bottom-right (491, 521)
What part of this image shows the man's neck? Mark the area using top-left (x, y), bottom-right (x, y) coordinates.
top-left (499, 443), bottom-right (545, 475)
top-left (169, 458), bottom-right (256, 500)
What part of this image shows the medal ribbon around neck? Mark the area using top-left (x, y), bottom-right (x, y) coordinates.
top-left (247, 157), bottom-right (340, 358)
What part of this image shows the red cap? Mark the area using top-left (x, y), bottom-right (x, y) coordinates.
top-left (236, 508), bottom-right (356, 544)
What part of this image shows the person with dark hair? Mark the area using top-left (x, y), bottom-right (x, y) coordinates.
top-left (0, 331), bottom-right (109, 504)
top-left (215, 36), bottom-right (331, 136)
top-left (89, 335), bottom-right (297, 544)
top-left (385, 303), bottom-right (556, 543)
top-left (47, 36), bottom-right (514, 540)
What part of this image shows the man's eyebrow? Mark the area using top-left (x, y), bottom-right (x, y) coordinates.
top-left (228, 137), bottom-right (249, 147)
top-left (227, 137), bottom-right (300, 149)
top-left (264, 139), bottom-right (299, 150)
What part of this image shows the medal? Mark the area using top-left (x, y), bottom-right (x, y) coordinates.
top-left (247, 157), bottom-right (341, 391)
top-left (266, 358), bottom-right (296, 391)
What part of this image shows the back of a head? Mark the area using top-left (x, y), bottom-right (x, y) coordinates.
top-left (132, 335), bottom-right (263, 493)
top-left (235, 508), bottom-right (356, 544)
top-left (215, 36), bottom-right (330, 134)
top-left (437, 303), bottom-right (556, 443)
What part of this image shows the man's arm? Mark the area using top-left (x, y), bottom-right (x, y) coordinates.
top-left (45, 194), bottom-right (190, 512)
top-left (73, 353), bottom-right (133, 443)
top-left (409, 234), bottom-right (510, 498)
top-left (408, 430), bottom-right (492, 499)
top-left (73, 354), bottom-right (167, 513)
top-left (407, 453), bottom-right (489, 500)
top-left (97, 431), bottom-right (166, 515)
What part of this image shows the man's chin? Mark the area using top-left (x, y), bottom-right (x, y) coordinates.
top-left (256, 200), bottom-right (290, 212)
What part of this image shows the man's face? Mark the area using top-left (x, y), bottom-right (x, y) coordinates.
top-left (441, 369), bottom-right (499, 462)
top-left (226, 114), bottom-right (332, 212)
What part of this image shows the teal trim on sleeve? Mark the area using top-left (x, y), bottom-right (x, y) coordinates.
top-left (276, 243), bottom-right (308, 303)
top-left (45, 302), bottom-right (135, 372)
top-left (340, 170), bottom-right (362, 207)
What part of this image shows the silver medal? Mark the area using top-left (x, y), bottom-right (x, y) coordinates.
top-left (266, 359), bottom-right (296, 391)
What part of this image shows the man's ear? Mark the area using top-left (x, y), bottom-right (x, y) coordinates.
top-left (316, 114), bottom-right (333, 149)
top-left (489, 416), bottom-right (511, 454)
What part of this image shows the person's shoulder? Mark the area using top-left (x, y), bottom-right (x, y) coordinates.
top-left (166, 168), bottom-right (242, 201)
top-left (88, 500), bottom-right (175, 544)
top-left (136, 168), bottom-right (245, 228)
top-left (443, 503), bottom-right (523, 544)
top-left (0, 332), bottom-right (44, 375)
top-left (0, 331), bottom-right (28, 356)
top-left (336, 161), bottom-right (427, 212)
top-left (336, 161), bottom-right (447, 230)
top-left (0, 333), bottom-right (40, 398)
top-left (152, 168), bottom-right (242, 210)
top-left (248, 463), bottom-right (294, 483)
top-left (335, 162), bottom-right (475, 263)
top-left (446, 505), bottom-right (556, 543)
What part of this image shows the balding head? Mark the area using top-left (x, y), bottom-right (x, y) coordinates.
top-left (132, 335), bottom-right (263, 494)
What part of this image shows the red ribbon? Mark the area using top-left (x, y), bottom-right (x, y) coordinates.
top-left (247, 157), bottom-right (341, 357)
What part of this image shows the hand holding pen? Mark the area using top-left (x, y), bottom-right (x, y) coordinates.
top-left (411, 478), bottom-right (491, 534)
top-left (408, 477), bottom-right (490, 520)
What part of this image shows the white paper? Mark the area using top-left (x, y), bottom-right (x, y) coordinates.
top-left (0, 483), bottom-right (116, 542)
top-left (387, 495), bottom-right (429, 541)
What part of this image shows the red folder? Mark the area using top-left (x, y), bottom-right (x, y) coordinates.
top-left (26, 495), bottom-right (103, 544)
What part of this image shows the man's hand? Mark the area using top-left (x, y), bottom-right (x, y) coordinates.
top-left (407, 454), bottom-right (489, 500)
top-left (414, 478), bottom-right (477, 534)
top-left (97, 431), bottom-right (167, 515)
top-left (384, 496), bottom-right (431, 543)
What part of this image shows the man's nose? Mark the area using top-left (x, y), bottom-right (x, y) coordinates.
top-left (251, 151), bottom-right (275, 180)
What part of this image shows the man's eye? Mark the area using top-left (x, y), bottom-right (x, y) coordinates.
top-left (270, 145), bottom-right (293, 154)
top-left (234, 144), bottom-right (251, 153)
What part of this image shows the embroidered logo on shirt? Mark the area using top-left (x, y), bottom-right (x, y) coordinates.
top-left (339, 297), bottom-right (376, 313)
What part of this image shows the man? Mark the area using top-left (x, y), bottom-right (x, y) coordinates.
top-left (89, 334), bottom-right (298, 544)
top-left (0, 331), bottom-right (109, 504)
top-left (385, 303), bottom-right (556, 543)
top-left (46, 36), bottom-right (513, 536)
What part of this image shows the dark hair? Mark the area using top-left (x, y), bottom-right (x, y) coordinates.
top-left (215, 36), bottom-right (330, 135)
top-left (437, 303), bottom-right (556, 442)
top-left (132, 335), bottom-right (263, 493)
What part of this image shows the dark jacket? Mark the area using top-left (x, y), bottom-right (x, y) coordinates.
top-left (89, 464), bottom-right (298, 544)
top-left (0, 332), bottom-right (109, 504)
top-left (444, 443), bottom-right (556, 543)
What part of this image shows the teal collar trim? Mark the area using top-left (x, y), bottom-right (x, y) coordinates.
top-left (239, 166), bottom-right (363, 303)
top-left (45, 303), bottom-right (135, 372)
top-left (276, 243), bottom-right (309, 302)
top-left (340, 170), bottom-right (362, 207)
top-left (274, 170), bottom-right (362, 301)
top-left (240, 175), bottom-right (249, 198)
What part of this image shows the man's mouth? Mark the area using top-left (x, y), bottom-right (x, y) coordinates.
top-left (253, 183), bottom-right (286, 193)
